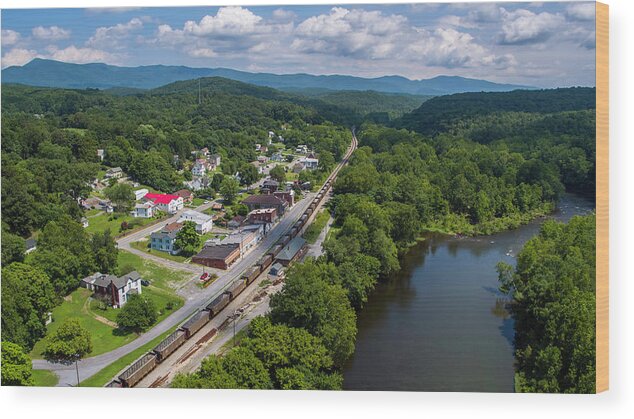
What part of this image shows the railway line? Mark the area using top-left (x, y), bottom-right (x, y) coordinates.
top-left (107, 129), bottom-right (358, 388)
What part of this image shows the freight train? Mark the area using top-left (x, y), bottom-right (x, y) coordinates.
top-left (107, 133), bottom-right (357, 388)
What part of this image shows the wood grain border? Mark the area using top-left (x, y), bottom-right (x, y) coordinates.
top-left (595, 1), bottom-right (609, 394)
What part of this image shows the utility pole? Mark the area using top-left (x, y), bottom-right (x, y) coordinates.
top-left (75, 356), bottom-right (80, 387)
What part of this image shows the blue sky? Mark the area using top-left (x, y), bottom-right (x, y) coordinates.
top-left (1, 2), bottom-right (597, 87)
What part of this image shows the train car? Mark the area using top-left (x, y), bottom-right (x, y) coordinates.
top-left (105, 380), bottom-right (122, 388)
top-left (242, 266), bottom-right (260, 285)
top-left (206, 293), bottom-right (230, 318)
top-left (118, 353), bottom-right (157, 388)
top-left (306, 208), bottom-right (313, 217)
top-left (181, 311), bottom-right (210, 339)
top-left (270, 244), bottom-right (283, 257)
top-left (153, 329), bottom-right (186, 362)
top-left (226, 279), bottom-right (247, 300)
top-left (290, 226), bottom-right (298, 237)
top-left (280, 235), bottom-right (291, 246)
top-left (258, 254), bottom-right (274, 271)
top-left (301, 214), bottom-right (308, 223)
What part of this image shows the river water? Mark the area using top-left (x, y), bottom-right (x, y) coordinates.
top-left (343, 194), bottom-right (595, 392)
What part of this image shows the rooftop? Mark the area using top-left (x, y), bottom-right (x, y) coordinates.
top-left (194, 244), bottom-right (240, 261)
top-left (277, 237), bottom-right (307, 261)
top-left (242, 194), bottom-right (286, 206)
top-left (179, 209), bottom-right (213, 224)
top-left (145, 193), bottom-right (181, 205)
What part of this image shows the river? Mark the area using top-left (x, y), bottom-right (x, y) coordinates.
top-left (342, 194), bottom-right (595, 392)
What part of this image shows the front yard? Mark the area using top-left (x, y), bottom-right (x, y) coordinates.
top-left (85, 212), bottom-right (161, 236)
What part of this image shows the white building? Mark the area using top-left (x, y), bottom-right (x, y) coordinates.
top-left (81, 271), bottom-right (143, 308)
top-left (134, 188), bottom-right (149, 200)
top-left (178, 210), bottom-right (213, 234)
top-left (301, 157), bottom-right (319, 170)
top-left (192, 159), bottom-right (210, 177)
top-left (144, 193), bottom-right (184, 214)
top-left (105, 167), bottom-right (123, 179)
top-left (132, 201), bottom-right (155, 218)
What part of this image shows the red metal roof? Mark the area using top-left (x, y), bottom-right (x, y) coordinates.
top-left (144, 193), bottom-right (180, 205)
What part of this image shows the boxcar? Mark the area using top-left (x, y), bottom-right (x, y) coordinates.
top-left (306, 208), bottom-right (313, 217)
top-left (281, 235), bottom-right (291, 246)
top-left (206, 293), bottom-right (230, 318)
top-left (242, 266), bottom-right (260, 285)
top-left (181, 311), bottom-right (209, 339)
top-left (270, 244), bottom-right (283, 257)
top-left (226, 279), bottom-right (247, 300)
top-left (258, 254), bottom-right (273, 271)
top-left (290, 226), bottom-right (298, 237)
top-left (153, 329), bottom-right (186, 362)
top-left (118, 353), bottom-right (157, 388)
top-left (301, 214), bottom-right (308, 222)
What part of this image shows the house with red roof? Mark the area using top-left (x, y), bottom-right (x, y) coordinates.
top-left (143, 193), bottom-right (184, 214)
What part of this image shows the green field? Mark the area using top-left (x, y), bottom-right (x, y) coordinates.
top-left (85, 212), bottom-right (158, 236)
top-left (302, 210), bottom-right (331, 244)
top-left (117, 250), bottom-right (191, 293)
top-left (31, 369), bottom-right (59, 387)
top-left (30, 288), bottom-right (137, 359)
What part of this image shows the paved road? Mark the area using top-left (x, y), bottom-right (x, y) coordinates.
top-left (32, 191), bottom-right (316, 386)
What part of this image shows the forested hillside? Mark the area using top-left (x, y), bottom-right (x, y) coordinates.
top-left (396, 87), bottom-right (595, 136)
top-left (1, 80), bottom-right (351, 239)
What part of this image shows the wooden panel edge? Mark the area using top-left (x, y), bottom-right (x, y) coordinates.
top-left (595, 0), bottom-right (609, 394)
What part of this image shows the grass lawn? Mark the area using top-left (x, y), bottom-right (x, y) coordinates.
top-left (85, 208), bottom-right (102, 217)
top-left (85, 213), bottom-right (158, 236)
top-left (117, 250), bottom-right (190, 293)
top-left (129, 240), bottom-right (189, 263)
top-left (190, 197), bottom-right (206, 207)
top-left (80, 327), bottom-right (178, 387)
top-left (30, 288), bottom-right (137, 359)
top-left (32, 369), bottom-right (59, 387)
top-left (303, 210), bottom-right (331, 244)
top-left (88, 286), bottom-right (183, 325)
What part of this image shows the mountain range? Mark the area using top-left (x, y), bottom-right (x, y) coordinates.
top-left (2, 59), bottom-right (534, 96)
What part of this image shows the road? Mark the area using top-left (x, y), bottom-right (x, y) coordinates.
top-left (33, 130), bottom-right (357, 386)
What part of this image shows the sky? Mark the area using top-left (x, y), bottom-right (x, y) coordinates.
top-left (0, 2), bottom-right (597, 87)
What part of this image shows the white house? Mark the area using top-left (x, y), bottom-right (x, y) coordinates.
top-left (133, 201), bottom-right (155, 218)
top-left (209, 154), bottom-right (221, 168)
top-left (81, 271), bottom-right (143, 308)
top-left (105, 167), bottom-right (123, 179)
top-left (178, 210), bottom-right (213, 234)
top-left (192, 159), bottom-right (211, 177)
top-left (134, 188), bottom-right (149, 200)
top-left (295, 145), bottom-right (308, 154)
top-left (301, 157), bottom-right (319, 170)
top-left (143, 193), bottom-right (184, 214)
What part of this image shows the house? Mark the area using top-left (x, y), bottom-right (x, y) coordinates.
top-left (257, 155), bottom-right (269, 164)
top-left (248, 208), bottom-right (278, 225)
top-left (268, 131), bottom-right (275, 139)
top-left (173, 189), bottom-right (194, 204)
top-left (274, 190), bottom-right (295, 207)
top-left (242, 194), bottom-right (288, 215)
top-left (201, 147), bottom-right (210, 156)
top-left (132, 201), bottom-right (155, 218)
top-left (260, 146), bottom-right (268, 154)
top-left (134, 188), bottom-right (149, 201)
top-left (81, 271), bottom-right (143, 308)
top-left (192, 159), bottom-right (211, 177)
top-left (268, 262), bottom-right (285, 278)
top-left (261, 179), bottom-right (279, 194)
top-left (178, 210), bottom-right (213, 234)
top-left (150, 222), bottom-right (183, 254)
top-left (255, 143), bottom-right (262, 151)
top-left (211, 202), bottom-right (224, 211)
top-left (143, 193), bottom-right (184, 214)
top-left (301, 157), bottom-right (319, 170)
top-left (250, 161), bottom-right (265, 174)
top-left (295, 145), bottom-right (308, 154)
top-left (292, 162), bottom-right (305, 173)
top-left (241, 223), bottom-right (265, 238)
top-left (25, 238), bottom-right (37, 254)
top-left (184, 178), bottom-right (205, 191)
top-left (276, 237), bottom-right (308, 266)
top-left (228, 215), bottom-right (246, 229)
top-left (271, 152), bottom-right (284, 162)
top-left (97, 149), bottom-right (105, 161)
top-left (209, 154), bottom-right (221, 168)
top-left (105, 167), bottom-right (123, 179)
top-left (192, 244), bottom-right (240, 270)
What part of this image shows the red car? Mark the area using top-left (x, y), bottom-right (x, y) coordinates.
top-left (200, 272), bottom-right (209, 281)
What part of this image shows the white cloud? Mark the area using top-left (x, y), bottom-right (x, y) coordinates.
top-left (1, 48), bottom-right (40, 67)
top-left (188, 48), bottom-right (217, 58)
top-left (31, 26), bottom-right (71, 41)
top-left (183, 6), bottom-right (265, 36)
top-left (1, 29), bottom-right (21, 47)
top-left (87, 18), bottom-right (144, 49)
top-left (47, 45), bottom-right (115, 64)
top-left (566, 3), bottom-right (595, 21)
top-left (498, 9), bottom-right (565, 45)
top-left (272, 9), bottom-right (296, 22)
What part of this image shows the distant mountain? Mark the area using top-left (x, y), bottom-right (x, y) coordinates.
top-left (2, 59), bottom-right (534, 96)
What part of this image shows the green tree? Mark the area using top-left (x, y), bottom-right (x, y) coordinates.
top-left (91, 229), bottom-right (118, 273)
top-left (1, 263), bottom-right (56, 350)
top-left (1, 341), bottom-right (34, 386)
top-left (220, 177), bottom-right (240, 204)
top-left (43, 318), bottom-right (92, 385)
top-left (269, 165), bottom-right (286, 183)
top-left (238, 163), bottom-right (260, 186)
top-left (1, 230), bottom-right (25, 265)
top-left (318, 150), bottom-right (335, 172)
top-left (270, 263), bottom-right (357, 367)
top-left (174, 221), bottom-right (201, 256)
top-left (221, 346), bottom-right (273, 389)
top-left (116, 294), bottom-right (158, 333)
top-left (104, 183), bottom-right (134, 213)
